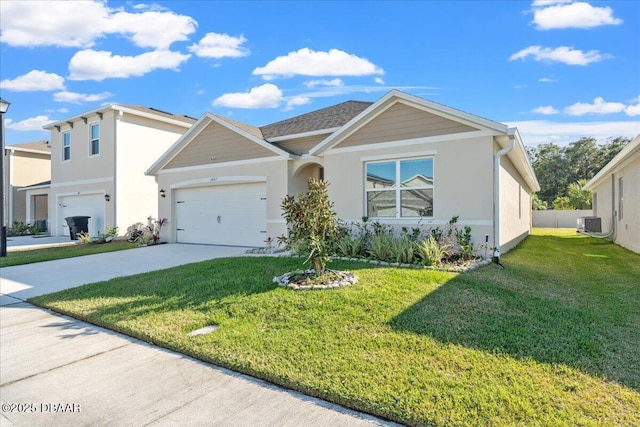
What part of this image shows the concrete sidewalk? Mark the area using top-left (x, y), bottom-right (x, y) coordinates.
top-left (0, 303), bottom-right (396, 427)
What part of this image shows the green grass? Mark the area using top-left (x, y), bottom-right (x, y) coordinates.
top-left (0, 241), bottom-right (137, 268)
top-left (30, 229), bottom-right (640, 426)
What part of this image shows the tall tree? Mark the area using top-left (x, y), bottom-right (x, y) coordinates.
top-left (564, 137), bottom-right (601, 183)
top-left (528, 143), bottom-right (568, 205)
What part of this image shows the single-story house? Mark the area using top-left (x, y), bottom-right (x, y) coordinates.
top-left (146, 90), bottom-right (539, 255)
top-left (584, 134), bottom-right (639, 253)
top-left (2, 140), bottom-right (50, 226)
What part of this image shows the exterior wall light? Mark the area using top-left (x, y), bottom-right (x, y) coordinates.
top-left (160, 189), bottom-right (166, 198)
top-left (104, 194), bottom-right (111, 202)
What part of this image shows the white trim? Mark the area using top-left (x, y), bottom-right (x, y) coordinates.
top-left (170, 176), bottom-right (267, 190)
top-left (44, 104), bottom-right (193, 130)
top-left (266, 127), bottom-right (339, 142)
top-left (157, 156), bottom-right (285, 175)
top-left (309, 90), bottom-right (507, 156)
top-left (5, 146), bottom-right (50, 156)
top-left (360, 149), bottom-right (438, 162)
top-left (326, 130), bottom-right (494, 155)
top-left (50, 176), bottom-right (113, 188)
top-left (363, 156), bottom-right (435, 220)
top-left (88, 121), bottom-right (100, 157)
top-left (147, 113), bottom-right (294, 175)
top-left (342, 218), bottom-right (493, 226)
top-left (61, 130), bottom-right (71, 162)
top-left (18, 183), bottom-right (51, 192)
top-left (267, 219), bottom-right (287, 224)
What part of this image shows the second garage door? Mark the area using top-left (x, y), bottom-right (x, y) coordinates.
top-left (59, 194), bottom-right (105, 237)
top-left (175, 183), bottom-right (267, 247)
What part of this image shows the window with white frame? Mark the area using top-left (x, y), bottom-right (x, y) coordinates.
top-left (365, 157), bottom-right (434, 218)
top-left (90, 123), bottom-right (99, 156)
top-left (62, 131), bottom-right (71, 161)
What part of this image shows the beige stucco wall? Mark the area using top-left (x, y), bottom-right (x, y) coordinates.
top-left (323, 134), bottom-right (495, 249)
top-left (498, 148), bottom-right (532, 252)
top-left (47, 109), bottom-right (189, 236)
top-left (156, 157), bottom-right (289, 243)
top-left (591, 149), bottom-right (639, 253)
top-left (115, 113), bottom-right (187, 232)
top-left (8, 151), bottom-right (50, 223)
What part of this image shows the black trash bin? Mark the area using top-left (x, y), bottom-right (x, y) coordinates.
top-left (65, 216), bottom-right (91, 240)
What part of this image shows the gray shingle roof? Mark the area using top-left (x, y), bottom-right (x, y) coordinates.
top-left (121, 105), bottom-right (198, 125)
top-left (6, 140), bottom-right (50, 153)
top-left (260, 100), bottom-right (373, 139)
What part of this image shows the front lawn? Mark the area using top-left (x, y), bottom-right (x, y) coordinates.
top-left (30, 229), bottom-right (640, 426)
top-left (0, 241), bottom-right (137, 268)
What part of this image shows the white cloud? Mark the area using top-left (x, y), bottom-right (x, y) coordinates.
top-left (539, 77), bottom-right (557, 83)
top-left (104, 10), bottom-right (197, 49)
top-left (374, 77), bottom-right (385, 85)
top-left (213, 84), bottom-right (283, 109)
top-left (189, 32), bottom-right (249, 58)
top-left (564, 97), bottom-right (626, 116)
top-left (532, 1), bottom-right (622, 30)
top-left (68, 49), bottom-right (191, 81)
top-left (0, 70), bottom-right (65, 92)
top-left (45, 108), bottom-right (69, 113)
top-left (532, 106), bottom-right (559, 115)
top-left (284, 96), bottom-right (312, 111)
top-left (509, 45), bottom-right (606, 65)
top-left (0, 0), bottom-right (196, 49)
top-left (253, 48), bottom-right (384, 80)
top-left (0, 1), bottom-right (108, 47)
top-left (304, 78), bottom-right (344, 88)
top-left (53, 91), bottom-right (113, 104)
top-left (5, 115), bottom-right (54, 131)
top-left (506, 119), bottom-right (640, 146)
top-left (624, 98), bottom-right (640, 116)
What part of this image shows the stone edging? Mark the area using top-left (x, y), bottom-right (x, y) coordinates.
top-left (273, 269), bottom-right (358, 290)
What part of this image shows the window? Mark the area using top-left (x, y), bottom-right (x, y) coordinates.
top-left (618, 177), bottom-right (623, 221)
top-left (365, 157), bottom-right (434, 218)
top-left (62, 131), bottom-right (71, 161)
top-left (90, 123), bottom-right (99, 156)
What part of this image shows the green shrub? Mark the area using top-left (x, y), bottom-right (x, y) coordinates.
top-left (390, 234), bottom-right (416, 264)
top-left (336, 235), bottom-right (364, 258)
top-left (416, 235), bottom-right (447, 266)
top-left (368, 233), bottom-right (396, 262)
top-left (279, 178), bottom-right (339, 275)
top-left (76, 231), bottom-right (93, 244)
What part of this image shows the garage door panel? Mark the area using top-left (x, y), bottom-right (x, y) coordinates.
top-left (59, 194), bottom-right (104, 237)
top-left (175, 183), bottom-right (267, 247)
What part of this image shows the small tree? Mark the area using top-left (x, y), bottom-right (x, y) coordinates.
top-left (532, 193), bottom-right (548, 210)
top-left (279, 178), bottom-right (339, 275)
top-left (567, 179), bottom-right (592, 210)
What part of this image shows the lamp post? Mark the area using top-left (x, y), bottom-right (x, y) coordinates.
top-left (0, 98), bottom-right (11, 257)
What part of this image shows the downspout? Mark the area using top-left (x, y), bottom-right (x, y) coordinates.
top-left (113, 110), bottom-right (123, 230)
top-left (493, 130), bottom-right (516, 265)
top-left (610, 174), bottom-right (617, 241)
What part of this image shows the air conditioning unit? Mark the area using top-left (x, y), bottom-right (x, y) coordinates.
top-left (577, 216), bottom-right (602, 233)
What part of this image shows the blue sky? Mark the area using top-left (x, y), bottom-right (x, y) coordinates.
top-left (1, 0), bottom-right (639, 147)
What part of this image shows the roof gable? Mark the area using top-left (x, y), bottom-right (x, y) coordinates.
top-left (146, 113), bottom-right (291, 174)
top-left (310, 90), bottom-right (507, 155)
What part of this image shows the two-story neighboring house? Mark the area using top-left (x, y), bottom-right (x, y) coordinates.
top-left (3, 140), bottom-right (51, 226)
top-left (31, 105), bottom-right (195, 237)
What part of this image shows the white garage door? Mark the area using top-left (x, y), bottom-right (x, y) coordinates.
top-left (59, 194), bottom-right (105, 237)
top-left (175, 183), bottom-right (267, 247)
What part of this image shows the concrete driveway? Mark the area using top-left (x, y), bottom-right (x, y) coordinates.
top-left (0, 244), bottom-right (248, 305)
top-left (0, 245), bottom-right (398, 426)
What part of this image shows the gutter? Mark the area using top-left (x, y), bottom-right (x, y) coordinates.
top-left (493, 130), bottom-right (516, 263)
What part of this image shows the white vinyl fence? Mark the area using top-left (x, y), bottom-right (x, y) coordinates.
top-left (532, 210), bottom-right (593, 228)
